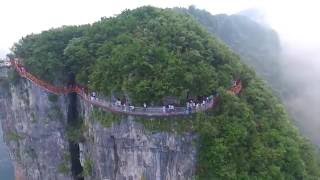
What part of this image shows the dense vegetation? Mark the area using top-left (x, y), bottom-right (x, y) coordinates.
top-left (11, 6), bottom-right (320, 179)
top-left (175, 6), bottom-right (282, 86)
top-left (12, 25), bottom-right (89, 84)
top-left (13, 7), bottom-right (246, 105)
top-left (196, 82), bottom-right (320, 179)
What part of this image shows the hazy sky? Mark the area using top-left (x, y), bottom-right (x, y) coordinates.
top-left (0, 0), bottom-right (319, 57)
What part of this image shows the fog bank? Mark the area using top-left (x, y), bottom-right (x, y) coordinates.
top-left (240, 1), bottom-right (320, 145)
top-left (279, 43), bottom-right (320, 145)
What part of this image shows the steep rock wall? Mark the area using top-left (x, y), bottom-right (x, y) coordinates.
top-left (0, 73), bottom-right (197, 180)
top-left (80, 101), bottom-right (197, 180)
top-left (0, 77), bottom-right (72, 180)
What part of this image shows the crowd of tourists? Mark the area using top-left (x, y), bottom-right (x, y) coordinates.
top-left (88, 92), bottom-right (218, 114)
top-left (11, 59), bottom-right (241, 116)
top-left (88, 80), bottom-right (240, 114)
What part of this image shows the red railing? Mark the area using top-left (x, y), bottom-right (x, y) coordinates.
top-left (9, 59), bottom-right (242, 117)
top-left (228, 80), bottom-right (242, 95)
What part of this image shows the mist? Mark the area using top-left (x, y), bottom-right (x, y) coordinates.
top-left (279, 43), bottom-right (320, 145)
top-left (229, 1), bottom-right (320, 145)
top-left (259, 1), bottom-right (320, 145)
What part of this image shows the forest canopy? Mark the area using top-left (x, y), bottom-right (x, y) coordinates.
top-left (175, 6), bottom-right (282, 82)
top-left (12, 7), bottom-right (245, 105)
top-left (11, 6), bottom-right (320, 179)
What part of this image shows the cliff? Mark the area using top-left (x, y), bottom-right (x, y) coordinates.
top-left (0, 72), bottom-right (197, 180)
top-left (0, 74), bottom-right (72, 179)
top-left (4, 6), bottom-right (320, 179)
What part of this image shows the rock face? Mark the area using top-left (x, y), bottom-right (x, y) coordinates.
top-left (80, 102), bottom-right (197, 180)
top-left (0, 72), bottom-right (197, 180)
top-left (0, 77), bottom-right (72, 180)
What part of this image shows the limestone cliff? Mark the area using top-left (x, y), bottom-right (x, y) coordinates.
top-left (0, 71), bottom-right (197, 180)
top-left (0, 75), bottom-right (72, 180)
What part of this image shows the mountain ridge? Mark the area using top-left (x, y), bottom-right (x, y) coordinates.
top-left (3, 6), bottom-right (320, 179)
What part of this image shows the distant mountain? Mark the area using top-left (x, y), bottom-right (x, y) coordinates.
top-left (237, 8), bottom-right (269, 27)
top-left (175, 6), bottom-right (282, 88)
top-left (175, 7), bottom-right (320, 148)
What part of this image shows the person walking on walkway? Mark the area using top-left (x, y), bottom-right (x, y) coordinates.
top-left (130, 105), bottom-right (135, 111)
top-left (143, 102), bottom-right (147, 111)
top-left (163, 106), bottom-right (166, 113)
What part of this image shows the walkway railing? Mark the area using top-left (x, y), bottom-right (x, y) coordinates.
top-left (8, 59), bottom-right (242, 117)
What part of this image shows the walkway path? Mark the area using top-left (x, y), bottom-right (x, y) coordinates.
top-left (3, 59), bottom-right (242, 117)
